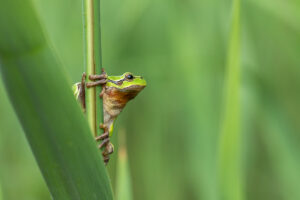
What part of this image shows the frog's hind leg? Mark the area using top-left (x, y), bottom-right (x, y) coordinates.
top-left (102, 142), bottom-right (114, 165)
top-left (96, 123), bottom-right (114, 164)
top-left (95, 123), bottom-right (109, 141)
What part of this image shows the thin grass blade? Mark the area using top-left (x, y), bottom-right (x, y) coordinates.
top-left (115, 133), bottom-right (133, 200)
top-left (218, 0), bottom-right (243, 199)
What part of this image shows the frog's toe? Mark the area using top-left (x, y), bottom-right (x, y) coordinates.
top-left (101, 142), bottom-right (114, 165)
top-left (102, 142), bottom-right (114, 156)
top-left (88, 72), bottom-right (107, 81)
top-left (99, 137), bottom-right (110, 149)
top-left (86, 79), bottom-right (107, 87)
top-left (95, 131), bottom-right (109, 141)
top-left (103, 156), bottom-right (110, 165)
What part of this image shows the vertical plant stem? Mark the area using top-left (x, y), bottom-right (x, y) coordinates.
top-left (218, 0), bottom-right (243, 200)
top-left (83, 0), bottom-right (103, 137)
top-left (93, 0), bottom-right (103, 137)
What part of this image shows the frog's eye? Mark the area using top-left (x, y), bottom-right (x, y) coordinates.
top-left (126, 74), bottom-right (134, 80)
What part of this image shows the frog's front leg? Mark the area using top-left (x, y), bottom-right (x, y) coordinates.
top-left (86, 78), bottom-right (106, 87)
top-left (86, 71), bottom-right (107, 88)
top-left (86, 69), bottom-right (107, 98)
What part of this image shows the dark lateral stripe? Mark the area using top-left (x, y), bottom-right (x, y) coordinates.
top-left (108, 78), bottom-right (126, 85)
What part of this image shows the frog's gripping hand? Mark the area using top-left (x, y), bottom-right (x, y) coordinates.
top-left (86, 69), bottom-right (107, 98)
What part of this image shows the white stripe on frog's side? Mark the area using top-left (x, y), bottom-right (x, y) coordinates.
top-left (103, 108), bottom-right (116, 137)
top-left (72, 82), bottom-right (81, 99)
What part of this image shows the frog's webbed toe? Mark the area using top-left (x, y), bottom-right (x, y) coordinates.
top-left (95, 132), bottom-right (109, 141)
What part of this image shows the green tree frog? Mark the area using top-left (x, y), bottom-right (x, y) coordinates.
top-left (73, 69), bottom-right (146, 164)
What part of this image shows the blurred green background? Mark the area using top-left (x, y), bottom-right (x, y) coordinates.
top-left (1, 0), bottom-right (300, 199)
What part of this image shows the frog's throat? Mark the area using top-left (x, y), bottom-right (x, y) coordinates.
top-left (103, 86), bottom-right (143, 113)
top-left (102, 86), bottom-right (144, 136)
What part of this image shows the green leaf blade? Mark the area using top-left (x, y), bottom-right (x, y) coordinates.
top-left (0, 1), bottom-right (113, 199)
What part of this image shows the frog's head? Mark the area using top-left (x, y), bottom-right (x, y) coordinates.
top-left (106, 72), bottom-right (146, 100)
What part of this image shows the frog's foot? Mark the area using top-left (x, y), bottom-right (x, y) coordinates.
top-left (105, 142), bottom-right (114, 155)
top-left (99, 138), bottom-right (111, 165)
top-left (103, 156), bottom-right (110, 165)
top-left (102, 142), bottom-right (114, 165)
top-left (86, 69), bottom-right (107, 88)
top-left (95, 123), bottom-right (113, 164)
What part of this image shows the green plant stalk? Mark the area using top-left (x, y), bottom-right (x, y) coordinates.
top-left (83, 0), bottom-right (103, 137)
top-left (93, 0), bottom-right (104, 138)
top-left (218, 0), bottom-right (243, 199)
top-left (0, 0), bottom-right (113, 199)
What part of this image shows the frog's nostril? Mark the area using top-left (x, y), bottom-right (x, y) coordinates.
top-left (141, 76), bottom-right (143, 79)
